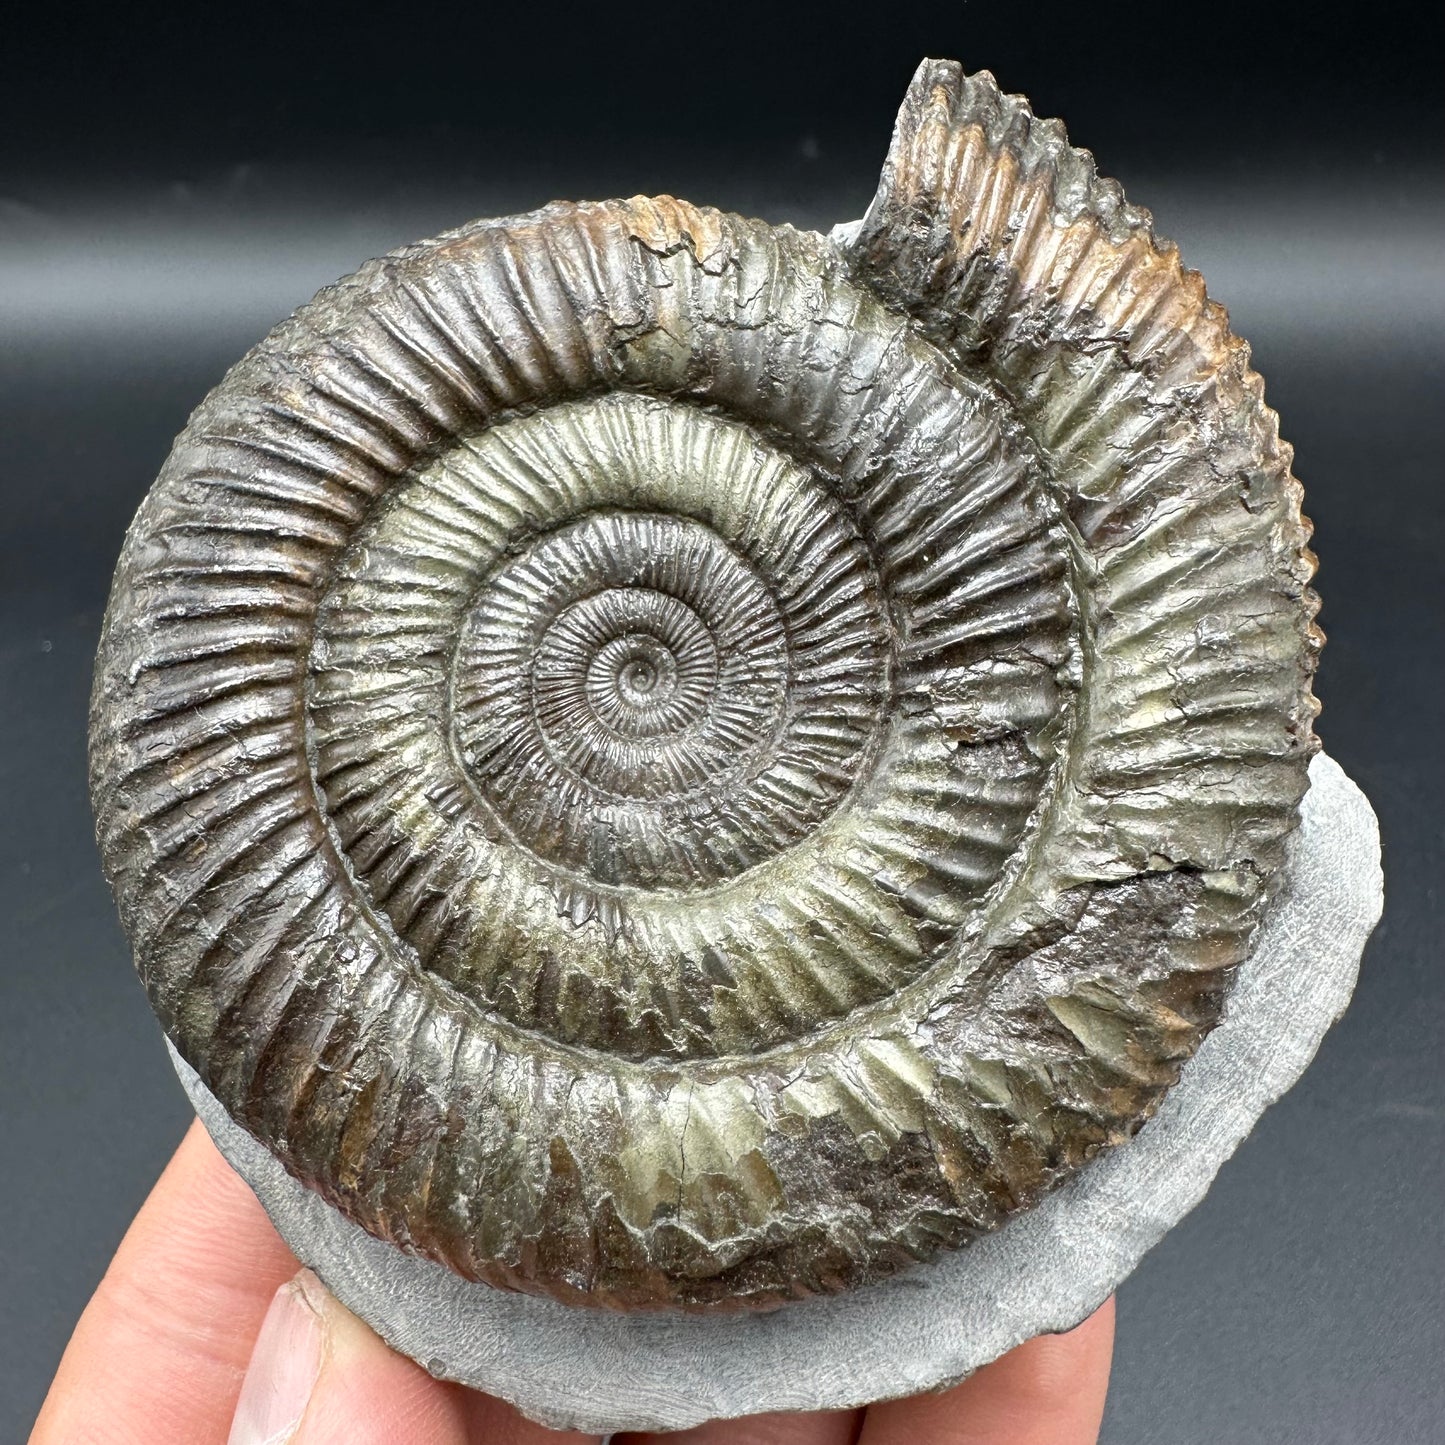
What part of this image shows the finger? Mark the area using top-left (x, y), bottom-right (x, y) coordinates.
top-left (235, 1267), bottom-right (602, 1445)
top-left (616, 1406), bottom-right (862, 1445)
top-left (230, 1268), bottom-right (482, 1445)
top-left (458, 1386), bottom-right (608, 1445)
top-left (31, 1119), bottom-right (302, 1444)
top-left (857, 1297), bottom-right (1115, 1445)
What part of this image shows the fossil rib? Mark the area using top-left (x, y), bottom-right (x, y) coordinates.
top-left (89, 60), bottom-right (1319, 1310)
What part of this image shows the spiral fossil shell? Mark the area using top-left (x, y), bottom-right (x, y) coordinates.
top-left (90, 60), bottom-right (1320, 1310)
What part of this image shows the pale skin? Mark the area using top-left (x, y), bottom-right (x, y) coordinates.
top-left (32, 1122), bottom-right (1114, 1445)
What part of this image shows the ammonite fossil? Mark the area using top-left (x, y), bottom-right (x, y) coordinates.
top-left (90, 60), bottom-right (1320, 1311)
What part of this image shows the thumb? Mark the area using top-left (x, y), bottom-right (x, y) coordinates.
top-left (227, 1268), bottom-right (473, 1445)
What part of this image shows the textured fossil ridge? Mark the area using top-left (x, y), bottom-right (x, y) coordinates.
top-left (89, 59), bottom-right (1321, 1310)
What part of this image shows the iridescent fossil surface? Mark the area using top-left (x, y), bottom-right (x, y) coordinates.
top-left (90, 60), bottom-right (1320, 1310)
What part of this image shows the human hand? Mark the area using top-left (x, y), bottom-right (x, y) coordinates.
top-left (32, 1121), bottom-right (1113, 1445)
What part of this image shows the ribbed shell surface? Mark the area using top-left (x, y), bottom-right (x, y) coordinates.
top-left (89, 61), bottom-right (1319, 1309)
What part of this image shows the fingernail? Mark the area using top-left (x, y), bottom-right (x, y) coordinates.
top-left (228, 1270), bottom-right (326, 1445)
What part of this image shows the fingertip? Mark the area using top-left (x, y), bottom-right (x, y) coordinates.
top-left (227, 1272), bottom-right (325, 1445)
top-left (254, 1271), bottom-right (475, 1445)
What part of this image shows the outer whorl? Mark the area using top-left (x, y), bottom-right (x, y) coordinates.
top-left (89, 60), bottom-right (1320, 1310)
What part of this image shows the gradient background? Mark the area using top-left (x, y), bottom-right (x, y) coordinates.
top-left (2, 3), bottom-right (1440, 1439)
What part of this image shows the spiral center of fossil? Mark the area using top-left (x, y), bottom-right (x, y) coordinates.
top-left (621, 654), bottom-right (657, 695)
top-left (452, 511), bottom-right (829, 880)
top-left (550, 592), bottom-right (716, 749)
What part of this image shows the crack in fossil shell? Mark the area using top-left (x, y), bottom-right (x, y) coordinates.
top-left (89, 60), bottom-right (1318, 1310)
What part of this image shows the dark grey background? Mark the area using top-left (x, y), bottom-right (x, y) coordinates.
top-left (2, 2), bottom-right (1440, 1439)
